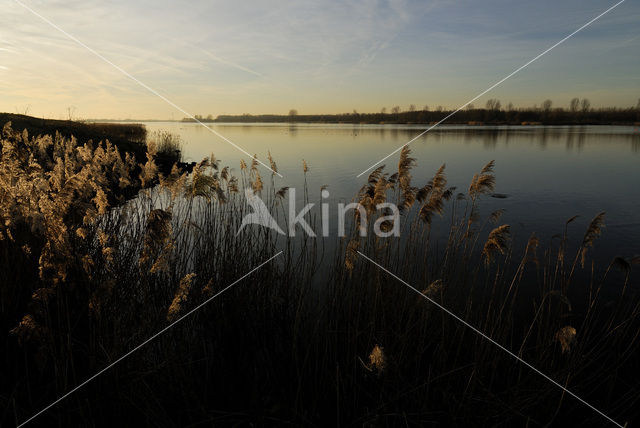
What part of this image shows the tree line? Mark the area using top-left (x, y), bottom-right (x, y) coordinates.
top-left (184, 98), bottom-right (640, 125)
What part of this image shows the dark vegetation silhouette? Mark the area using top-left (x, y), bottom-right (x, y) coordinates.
top-left (0, 113), bottom-right (147, 158)
top-left (184, 98), bottom-right (640, 125)
top-left (0, 113), bottom-right (183, 176)
top-left (1, 119), bottom-right (639, 426)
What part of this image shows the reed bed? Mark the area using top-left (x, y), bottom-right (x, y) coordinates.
top-left (0, 126), bottom-right (639, 427)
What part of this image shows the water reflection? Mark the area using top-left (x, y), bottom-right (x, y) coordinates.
top-left (140, 122), bottom-right (640, 259)
top-left (632, 134), bottom-right (640, 152)
top-left (565, 131), bottom-right (574, 151)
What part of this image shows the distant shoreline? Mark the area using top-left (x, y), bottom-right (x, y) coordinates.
top-left (87, 108), bottom-right (639, 126)
top-left (198, 108), bottom-right (640, 126)
top-left (88, 118), bottom-right (640, 127)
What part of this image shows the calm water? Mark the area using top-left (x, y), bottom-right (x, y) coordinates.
top-left (140, 122), bottom-right (640, 261)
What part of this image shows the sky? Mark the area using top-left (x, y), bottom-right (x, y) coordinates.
top-left (0, 0), bottom-right (638, 120)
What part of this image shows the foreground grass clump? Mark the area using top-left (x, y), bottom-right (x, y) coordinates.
top-left (1, 129), bottom-right (639, 426)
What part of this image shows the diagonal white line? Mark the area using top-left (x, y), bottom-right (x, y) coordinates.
top-left (17, 251), bottom-right (283, 427)
top-left (13, 0), bottom-right (282, 178)
top-left (356, 0), bottom-right (626, 178)
top-left (356, 250), bottom-right (624, 428)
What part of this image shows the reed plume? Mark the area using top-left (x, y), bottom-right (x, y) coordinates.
top-left (555, 326), bottom-right (577, 354)
top-left (159, 164), bottom-right (188, 200)
top-left (489, 209), bottom-right (505, 224)
top-left (367, 165), bottom-right (386, 185)
top-left (345, 239), bottom-right (359, 271)
top-left (482, 224), bottom-right (511, 265)
top-left (202, 278), bottom-right (215, 298)
top-left (580, 212), bottom-right (605, 268)
top-left (186, 162), bottom-right (221, 202)
top-left (357, 166), bottom-right (390, 213)
top-left (397, 146), bottom-right (417, 211)
top-left (250, 154), bottom-right (259, 175)
top-left (423, 279), bottom-right (444, 299)
top-left (167, 273), bottom-right (196, 322)
top-left (252, 170), bottom-right (263, 193)
top-left (372, 175), bottom-right (391, 207)
top-left (397, 146), bottom-right (415, 186)
top-left (418, 164), bottom-right (448, 225)
top-left (368, 344), bottom-right (386, 375)
top-left (139, 209), bottom-right (173, 272)
top-left (10, 314), bottom-right (45, 346)
top-left (469, 160), bottom-right (495, 199)
top-left (139, 142), bottom-right (158, 188)
top-left (267, 151), bottom-right (278, 175)
top-left (524, 233), bottom-right (539, 264)
top-left (276, 186), bottom-right (289, 199)
top-left (221, 166), bottom-right (229, 182)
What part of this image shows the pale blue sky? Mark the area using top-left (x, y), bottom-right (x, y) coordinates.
top-left (0, 0), bottom-right (638, 119)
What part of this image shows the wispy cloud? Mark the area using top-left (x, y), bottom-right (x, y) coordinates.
top-left (198, 48), bottom-right (263, 77)
top-left (1, 0), bottom-right (638, 118)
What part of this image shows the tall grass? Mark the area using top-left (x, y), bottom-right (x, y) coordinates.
top-left (1, 126), bottom-right (639, 426)
top-left (150, 130), bottom-right (183, 168)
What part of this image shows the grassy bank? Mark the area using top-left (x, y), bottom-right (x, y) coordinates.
top-left (0, 113), bottom-right (148, 160)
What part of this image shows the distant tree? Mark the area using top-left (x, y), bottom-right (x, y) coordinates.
top-left (435, 105), bottom-right (443, 112)
top-left (485, 99), bottom-right (501, 110)
top-left (423, 105), bottom-right (430, 111)
top-left (195, 114), bottom-right (203, 120)
top-left (506, 102), bottom-right (514, 112)
top-left (408, 104), bottom-right (416, 112)
top-left (542, 99), bottom-right (553, 112)
top-left (466, 103), bottom-right (474, 111)
top-left (391, 106), bottom-right (401, 114)
top-left (16, 105), bottom-right (31, 115)
top-left (636, 98), bottom-right (640, 110)
top-left (288, 109), bottom-right (298, 122)
top-left (570, 98), bottom-right (580, 112)
top-left (206, 114), bottom-right (213, 121)
top-left (581, 98), bottom-right (591, 113)
top-left (381, 107), bottom-right (387, 114)
top-left (67, 106), bottom-right (77, 121)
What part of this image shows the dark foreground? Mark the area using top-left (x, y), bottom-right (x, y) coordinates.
top-left (1, 125), bottom-right (639, 427)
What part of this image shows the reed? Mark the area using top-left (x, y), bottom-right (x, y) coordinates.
top-left (0, 125), bottom-right (638, 427)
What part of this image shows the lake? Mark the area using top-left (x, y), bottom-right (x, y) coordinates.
top-left (139, 122), bottom-right (640, 262)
